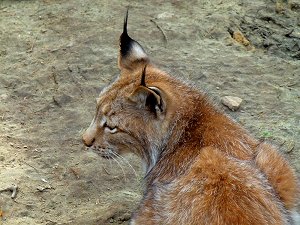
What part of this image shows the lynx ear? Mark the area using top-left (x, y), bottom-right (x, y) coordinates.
top-left (129, 86), bottom-right (165, 115)
top-left (118, 9), bottom-right (149, 70)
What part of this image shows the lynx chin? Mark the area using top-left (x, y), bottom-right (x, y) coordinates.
top-left (82, 10), bottom-right (299, 225)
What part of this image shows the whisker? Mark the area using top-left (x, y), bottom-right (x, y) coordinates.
top-left (110, 155), bottom-right (127, 181)
top-left (114, 152), bottom-right (138, 179)
top-left (109, 150), bottom-right (123, 163)
top-left (109, 150), bottom-right (126, 171)
top-left (108, 154), bottom-right (112, 169)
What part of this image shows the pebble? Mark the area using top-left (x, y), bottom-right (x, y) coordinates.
top-left (157, 12), bottom-right (174, 19)
top-left (221, 96), bottom-right (243, 111)
top-left (232, 31), bottom-right (250, 46)
top-left (37, 184), bottom-right (52, 192)
top-left (285, 140), bottom-right (295, 153)
top-left (36, 186), bottom-right (45, 192)
top-left (0, 94), bottom-right (8, 101)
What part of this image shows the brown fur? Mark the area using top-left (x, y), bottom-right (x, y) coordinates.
top-left (82, 12), bottom-right (298, 225)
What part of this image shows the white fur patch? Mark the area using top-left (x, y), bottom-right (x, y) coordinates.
top-left (148, 86), bottom-right (160, 92)
top-left (104, 127), bottom-right (118, 134)
top-left (129, 220), bottom-right (136, 225)
top-left (291, 211), bottom-right (300, 224)
top-left (132, 42), bottom-right (147, 59)
top-left (100, 116), bottom-right (107, 127)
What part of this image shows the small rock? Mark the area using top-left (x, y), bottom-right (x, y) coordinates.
top-left (0, 93), bottom-right (8, 101)
top-left (285, 140), bottom-right (295, 153)
top-left (37, 186), bottom-right (45, 192)
top-left (41, 178), bottom-right (48, 183)
top-left (157, 12), bottom-right (174, 19)
top-left (221, 96), bottom-right (243, 111)
top-left (36, 184), bottom-right (52, 192)
top-left (232, 31), bottom-right (250, 46)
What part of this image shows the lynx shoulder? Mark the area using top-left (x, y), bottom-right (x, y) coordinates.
top-left (82, 10), bottom-right (298, 225)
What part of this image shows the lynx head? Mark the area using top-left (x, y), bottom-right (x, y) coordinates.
top-left (82, 10), bottom-right (177, 171)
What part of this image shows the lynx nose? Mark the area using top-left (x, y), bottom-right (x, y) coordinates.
top-left (82, 130), bottom-right (96, 147)
top-left (82, 121), bottom-right (98, 147)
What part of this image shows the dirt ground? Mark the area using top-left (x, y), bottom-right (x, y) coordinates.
top-left (0, 0), bottom-right (299, 224)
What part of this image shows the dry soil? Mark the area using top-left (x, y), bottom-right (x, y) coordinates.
top-left (0, 0), bottom-right (299, 224)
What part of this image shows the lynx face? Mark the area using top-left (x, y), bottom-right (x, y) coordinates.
top-left (82, 11), bottom-right (171, 169)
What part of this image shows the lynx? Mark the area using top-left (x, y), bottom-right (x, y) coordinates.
top-left (82, 11), bottom-right (298, 225)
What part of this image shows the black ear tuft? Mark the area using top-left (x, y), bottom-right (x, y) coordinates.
top-left (119, 9), bottom-right (148, 70)
top-left (124, 8), bottom-right (129, 35)
top-left (141, 65), bottom-right (147, 87)
top-left (120, 8), bottom-right (132, 57)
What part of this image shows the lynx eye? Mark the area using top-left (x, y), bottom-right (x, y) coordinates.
top-left (103, 122), bottom-right (118, 134)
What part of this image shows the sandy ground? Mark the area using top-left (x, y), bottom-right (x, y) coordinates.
top-left (0, 0), bottom-right (299, 224)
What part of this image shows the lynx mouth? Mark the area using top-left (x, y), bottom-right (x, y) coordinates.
top-left (90, 146), bottom-right (115, 159)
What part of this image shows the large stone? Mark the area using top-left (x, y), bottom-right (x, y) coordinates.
top-left (221, 96), bottom-right (243, 111)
